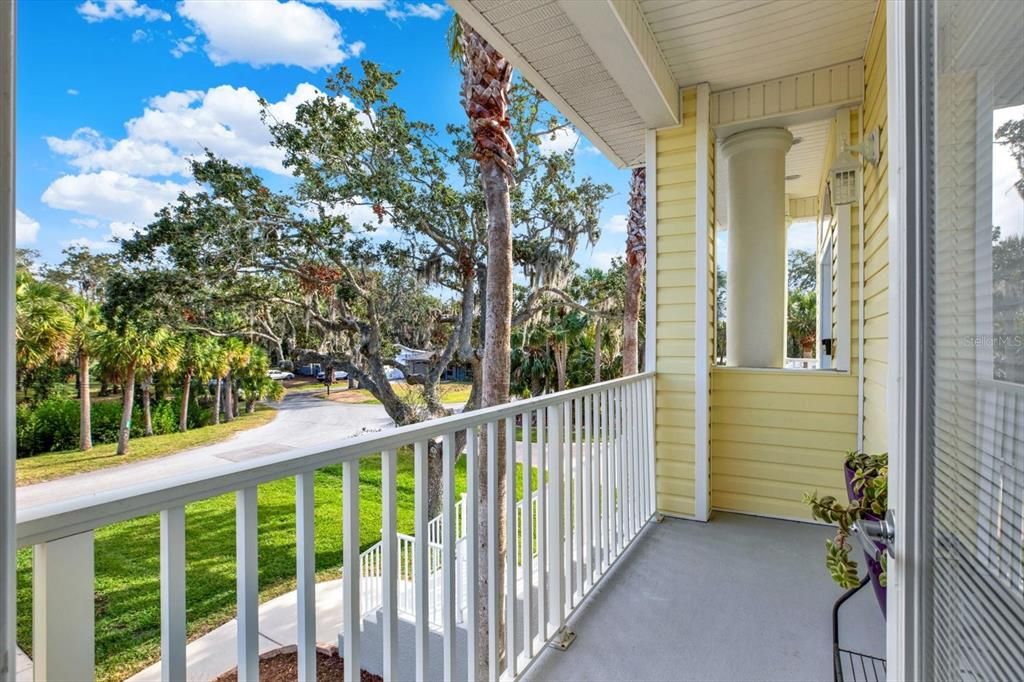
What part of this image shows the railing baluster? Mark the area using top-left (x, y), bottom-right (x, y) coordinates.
top-left (598, 385), bottom-right (606, 565)
top-left (574, 396), bottom-right (584, 603)
top-left (505, 416), bottom-right (517, 676)
top-left (630, 376), bottom-right (638, 532)
top-left (236, 487), bottom-right (259, 682)
top-left (587, 391), bottom-right (596, 589)
top-left (562, 399), bottom-right (571, 613)
top-left (647, 375), bottom-right (656, 518)
top-left (413, 441), bottom-right (430, 681)
top-left (465, 427), bottom-right (479, 682)
top-left (625, 383), bottom-right (634, 537)
top-left (296, 474), bottom-right (316, 682)
top-left (342, 459), bottom-right (361, 682)
top-left (536, 407), bottom-right (547, 642)
top-left (547, 403), bottom-right (565, 633)
top-left (615, 385), bottom-right (624, 555)
top-left (160, 506), bottom-right (186, 682)
top-left (486, 420), bottom-right (499, 681)
top-left (442, 433), bottom-right (457, 682)
top-left (522, 410), bottom-right (533, 659)
top-left (33, 531), bottom-right (95, 681)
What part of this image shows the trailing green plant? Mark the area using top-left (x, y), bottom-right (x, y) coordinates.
top-left (803, 450), bottom-right (888, 589)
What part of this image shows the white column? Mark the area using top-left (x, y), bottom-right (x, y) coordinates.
top-left (0, 3), bottom-right (15, 678)
top-left (721, 127), bottom-right (793, 367)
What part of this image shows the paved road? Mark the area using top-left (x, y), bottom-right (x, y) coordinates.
top-left (16, 392), bottom-right (395, 510)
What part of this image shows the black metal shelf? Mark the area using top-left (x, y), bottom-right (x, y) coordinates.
top-left (833, 576), bottom-right (887, 682)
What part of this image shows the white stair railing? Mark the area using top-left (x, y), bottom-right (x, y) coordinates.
top-left (16, 372), bottom-right (655, 682)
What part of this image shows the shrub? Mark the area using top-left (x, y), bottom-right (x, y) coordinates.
top-left (91, 401), bottom-right (123, 445)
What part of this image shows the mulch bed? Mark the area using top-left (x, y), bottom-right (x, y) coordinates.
top-left (213, 645), bottom-right (383, 682)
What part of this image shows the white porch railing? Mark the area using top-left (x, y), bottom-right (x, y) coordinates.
top-left (15, 372), bottom-right (655, 682)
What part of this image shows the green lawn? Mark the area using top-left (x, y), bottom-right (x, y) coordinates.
top-left (16, 407), bottom-right (277, 486)
top-left (16, 451), bottom-right (535, 682)
top-left (312, 381), bottom-right (474, 406)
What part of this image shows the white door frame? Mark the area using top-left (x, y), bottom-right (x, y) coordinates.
top-left (885, 1), bottom-right (934, 679)
top-left (1, 2), bottom-right (16, 679)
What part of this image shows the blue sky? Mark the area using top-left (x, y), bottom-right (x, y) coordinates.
top-left (14, 0), bottom-right (632, 269)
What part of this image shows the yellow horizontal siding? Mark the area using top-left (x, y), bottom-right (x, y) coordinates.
top-left (655, 88), bottom-right (698, 517)
top-left (710, 368), bottom-right (857, 520)
top-left (861, 0), bottom-right (889, 454)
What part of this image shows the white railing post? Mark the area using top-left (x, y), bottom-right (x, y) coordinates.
top-left (546, 403), bottom-right (564, 633)
top-left (342, 459), bottom-right (361, 682)
top-left (486, 421), bottom-right (499, 681)
top-left (464, 428), bottom-right (479, 681)
top-left (442, 433), bottom-right (457, 682)
top-left (562, 400), bottom-right (571, 612)
top-left (413, 441), bottom-right (430, 681)
top-left (505, 416), bottom-right (518, 677)
top-left (236, 488), bottom-right (259, 682)
top-left (296, 473), bottom-right (316, 682)
top-left (33, 531), bottom-right (94, 681)
top-left (647, 375), bottom-right (657, 517)
top-left (381, 450), bottom-right (398, 682)
top-left (536, 408), bottom-right (547, 642)
top-left (574, 396), bottom-right (584, 603)
top-left (521, 411), bottom-right (533, 659)
top-left (160, 507), bottom-right (186, 682)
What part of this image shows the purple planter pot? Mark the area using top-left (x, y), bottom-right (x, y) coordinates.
top-left (843, 463), bottom-right (886, 617)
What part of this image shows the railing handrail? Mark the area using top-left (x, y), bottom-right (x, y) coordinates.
top-left (16, 371), bottom-right (654, 548)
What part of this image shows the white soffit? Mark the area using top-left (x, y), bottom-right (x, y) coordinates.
top-left (639, 0), bottom-right (877, 91)
top-left (558, 0), bottom-right (679, 128)
top-left (451, 0), bottom-right (653, 168)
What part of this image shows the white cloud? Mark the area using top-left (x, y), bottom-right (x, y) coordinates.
top-left (41, 171), bottom-right (194, 226)
top-left (45, 82), bottom-right (324, 178)
top-left (537, 127), bottom-right (580, 156)
top-left (588, 249), bottom-right (617, 270)
top-left (77, 0), bottom-right (170, 22)
top-left (601, 213), bottom-right (627, 234)
top-left (320, 0), bottom-right (389, 9)
top-left (177, 0), bottom-right (357, 69)
top-left (131, 28), bottom-right (148, 42)
top-left (348, 40), bottom-right (366, 58)
top-left (71, 217), bottom-right (101, 229)
top-left (47, 129), bottom-right (186, 176)
top-left (63, 236), bottom-right (119, 253)
top-left (386, 2), bottom-right (447, 20)
top-left (16, 210), bottom-right (40, 245)
top-left (67, 88), bottom-right (80, 96)
top-left (170, 35), bottom-right (196, 58)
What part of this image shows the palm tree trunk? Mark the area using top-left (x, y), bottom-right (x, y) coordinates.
top-left (459, 18), bottom-right (516, 676)
top-left (623, 167), bottom-right (646, 376)
top-left (79, 352), bottom-right (92, 451)
top-left (555, 340), bottom-right (568, 392)
top-left (593, 319), bottom-right (603, 383)
top-left (224, 374), bottom-right (235, 421)
top-left (179, 371), bottom-right (192, 432)
top-left (142, 372), bottom-right (154, 436)
top-left (213, 378), bottom-right (222, 425)
top-left (117, 365), bottom-right (136, 455)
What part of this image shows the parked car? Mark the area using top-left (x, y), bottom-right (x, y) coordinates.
top-left (384, 365), bottom-right (404, 381)
top-left (267, 370), bottom-right (294, 380)
top-left (317, 369), bottom-right (348, 381)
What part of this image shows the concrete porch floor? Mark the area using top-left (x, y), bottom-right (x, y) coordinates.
top-left (522, 512), bottom-right (886, 682)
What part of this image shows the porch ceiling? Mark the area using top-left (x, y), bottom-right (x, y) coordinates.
top-left (450, 0), bottom-right (877, 170)
top-left (639, 0), bottom-right (878, 91)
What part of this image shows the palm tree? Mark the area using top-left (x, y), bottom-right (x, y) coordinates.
top-left (14, 270), bottom-right (74, 388)
top-left (96, 324), bottom-right (142, 456)
top-left (66, 298), bottom-right (103, 450)
top-left (622, 167), bottom-right (646, 375)
top-left (138, 329), bottom-right (183, 436)
top-left (451, 16), bottom-right (517, 675)
top-left (208, 342), bottom-right (230, 426)
top-left (177, 334), bottom-right (217, 432)
top-left (236, 346), bottom-right (283, 413)
top-left (550, 310), bottom-right (588, 392)
top-left (221, 337), bottom-right (251, 422)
